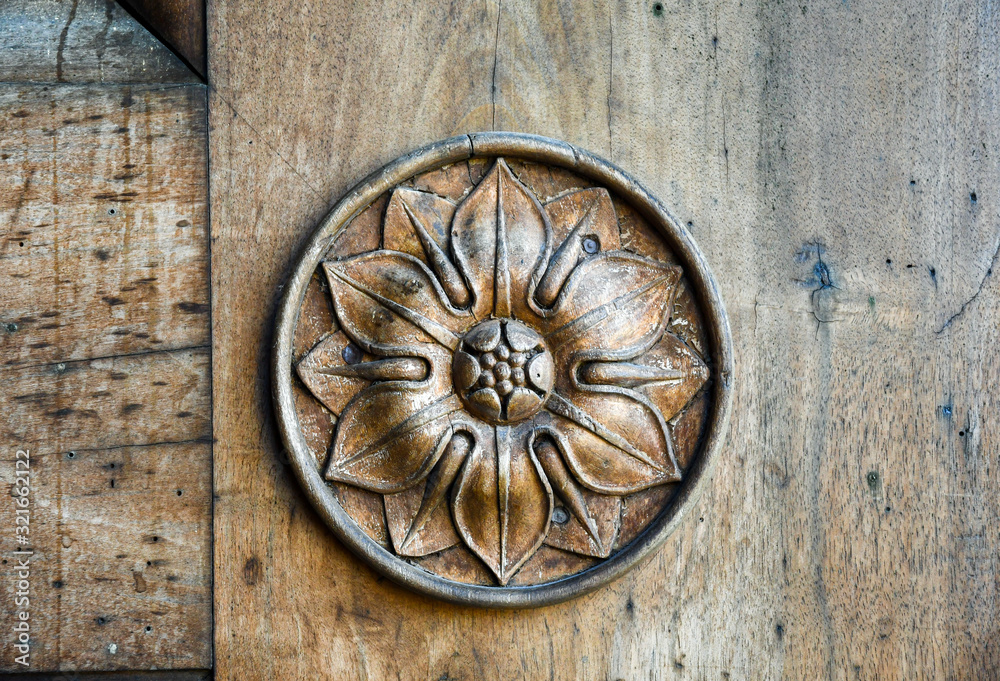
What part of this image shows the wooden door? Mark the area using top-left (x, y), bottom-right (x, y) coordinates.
top-left (3, 0), bottom-right (999, 679)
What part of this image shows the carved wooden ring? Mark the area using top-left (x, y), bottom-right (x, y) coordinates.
top-left (273, 133), bottom-right (733, 607)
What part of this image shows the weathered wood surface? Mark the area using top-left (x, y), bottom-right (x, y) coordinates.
top-left (0, 15), bottom-right (212, 672)
top-left (0, 85), bottom-right (211, 367)
top-left (0, 0), bottom-right (197, 84)
top-left (0, 442), bottom-right (212, 671)
top-left (209, 0), bottom-right (999, 679)
top-left (4, 671), bottom-right (211, 681)
top-left (119, 0), bottom-right (206, 78)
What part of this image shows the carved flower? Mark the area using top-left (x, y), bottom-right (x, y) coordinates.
top-left (297, 159), bottom-right (708, 584)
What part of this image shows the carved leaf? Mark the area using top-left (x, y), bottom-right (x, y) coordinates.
top-left (545, 388), bottom-right (681, 494)
top-left (632, 331), bottom-right (709, 422)
top-left (295, 330), bottom-right (373, 417)
top-left (323, 251), bottom-right (470, 353)
top-left (384, 480), bottom-right (460, 557)
top-left (543, 252), bottom-right (682, 359)
top-left (544, 489), bottom-right (622, 559)
top-left (535, 437), bottom-right (622, 558)
top-left (383, 188), bottom-right (471, 307)
top-left (325, 346), bottom-right (463, 493)
top-left (450, 158), bottom-right (551, 321)
top-left (544, 188), bottom-right (620, 253)
top-left (383, 429), bottom-right (474, 557)
top-left (452, 424), bottom-right (552, 585)
top-left (384, 187), bottom-right (456, 260)
top-left (536, 188), bottom-right (622, 307)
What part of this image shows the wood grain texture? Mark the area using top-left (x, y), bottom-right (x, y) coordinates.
top-left (0, 0), bottom-right (198, 84)
top-left (209, 0), bottom-right (999, 678)
top-left (0, 85), bottom-right (210, 367)
top-left (119, 0), bottom-right (206, 78)
top-left (3, 670), bottom-right (211, 680)
top-left (0, 442), bottom-right (212, 672)
top-left (0, 34), bottom-right (212, 671)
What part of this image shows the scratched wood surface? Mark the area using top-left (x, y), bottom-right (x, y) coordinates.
top-left (119, 0), bottom-right (207, 78)
top-left (0, 3), bottom-right (212, 673)
top-left (0, 0), bottom-right (198, 85)
top-left (209, 0), bottom-right (999, 679)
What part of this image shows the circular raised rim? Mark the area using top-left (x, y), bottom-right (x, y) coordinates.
top-left (273, 132), bottom-right (734, 608)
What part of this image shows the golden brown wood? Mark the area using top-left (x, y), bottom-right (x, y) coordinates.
top-left (0, 85), bottom-right (210, 367)
top-left (0, 46), bottom-right (211, 672)
top-left (209, 0), bottom-right (1000, 678)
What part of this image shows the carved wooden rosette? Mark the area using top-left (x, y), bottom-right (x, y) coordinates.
top-left (275, 134), bottom-right (732, 606)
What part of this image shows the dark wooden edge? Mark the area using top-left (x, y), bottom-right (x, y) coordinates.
top-left (2, 670), bottom-right (211, 680)
top-left (272, 132), bottom-right (735, 609)
top-left (115, 0), bottom-right (206, 80)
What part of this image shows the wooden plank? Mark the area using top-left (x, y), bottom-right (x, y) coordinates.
top-left (0, 442), bottom-right (213, 672)
top-left (0, 0), bottom-right (198, 84)
top-left (0, 84), bottom-right (210, 367)
top-left (4, 672), bottom-right (210, 681)
top-left (209, 1), bottom-right (999, 679)
top-left (0, 44), bottom-right (212, 671)
top-left (119, 0), bottom-right (206, 79)
top-left (2, 346), bottom-right (211, 452)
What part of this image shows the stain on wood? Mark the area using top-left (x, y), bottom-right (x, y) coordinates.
top-left (209, 0), bottom-right (1000, 678)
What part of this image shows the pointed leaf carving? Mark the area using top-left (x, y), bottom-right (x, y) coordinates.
top-left (385, 482), bottom-right (460, 557)
top-left (544, 489), bottom-right (622, 560)
top-left (544, 389), bottom-right (681, 494)
top-left (384, 188), bottom-right (470, 307)
top-left (296, 330), bottom-right (373, 417)
top-left (384, 187), bottom-right (456, 260)
top-left (535, 437), bottom-right (621, 558)
top-left (543, 252), bottom-right (681, 359)
top-left (545, 188), bottom-right (621, 252)
top-left (384, 430), bottom-right (471, 557)
top-left (452, 424), bottom-right (552, 585)
top-left (536, 188), bottom-right (622, 306)
top-left (450, 159), bottom-right (551, 321)
top-left (631, 331), bottom-right (709, 422)
top-left (323, 251), bottom-right (470, 353)
top-left (325, 345), bottom-right (462, 493)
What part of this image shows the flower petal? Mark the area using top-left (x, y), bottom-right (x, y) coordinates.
top-left (325, 346), bottom-right (462, 493)
top-left (535, 188), bottom-right (621, 306)
top-left (384, 187), bottom-right (470, 308)
top-left (630, 331), bottom-right (709, 422)
top-left (535, 437), bottom-right (621, 558)
top-left (323, 251), bottom-right (471, 353)
top-left (384, 187), bottom-right (456, 260)
top-left (545, 188), bottom-right (620, 253)
top-left (295, 330), bottom-right (373, 417)
top-left (384, 430), bottom-right (473, 557)
top-left (452, 423), bottom-right (552, 585)
top-left (543, 387), bottom-right (681, 494)
top-left (544, 252), bottom-right (681, 358)
top-left (450, 158), bottom-right (551, 321)
top-left (385, 482), bottom-right (460, 557)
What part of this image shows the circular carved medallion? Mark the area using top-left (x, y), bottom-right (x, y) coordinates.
top-left (273, 133), bottom-right (733, 607)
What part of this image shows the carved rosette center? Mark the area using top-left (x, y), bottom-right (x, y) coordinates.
top-left (452, 319), bottom-right (554, 424)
